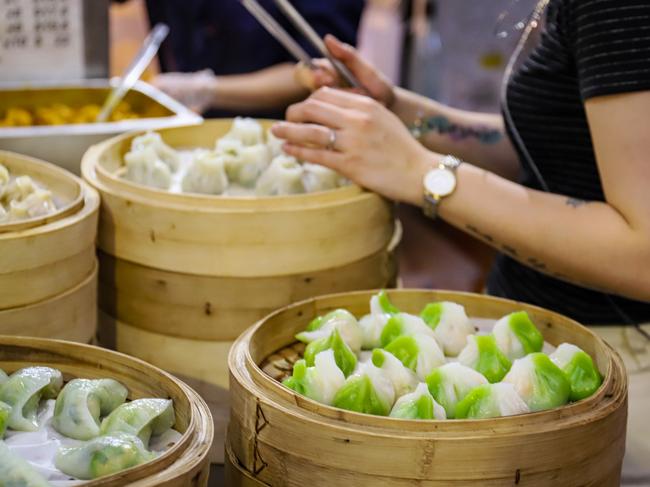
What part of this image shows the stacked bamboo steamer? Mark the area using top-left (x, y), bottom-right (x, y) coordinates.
top-left (228, 290), bottom-right (628, 486)
top-left (0, 335), bottom-right (213, 486)
top-left (0, 151), bottom-right (99, 342)
top-left (81, 120), bottom-right (398, 462)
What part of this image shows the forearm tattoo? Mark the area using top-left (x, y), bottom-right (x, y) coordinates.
top-left (410, 115), bottom-right (503, 145)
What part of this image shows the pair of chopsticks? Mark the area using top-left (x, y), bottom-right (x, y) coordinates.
top-left (240, 0), bottom-right (360, 88)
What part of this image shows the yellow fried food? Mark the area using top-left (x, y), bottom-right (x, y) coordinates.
top-left (0, 102), bottom-right (144, 126)
top-left (1, 108), bottom-right (33, 127)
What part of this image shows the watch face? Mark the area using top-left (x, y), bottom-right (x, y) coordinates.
top-left (424, 168), bottom-right (456, 197)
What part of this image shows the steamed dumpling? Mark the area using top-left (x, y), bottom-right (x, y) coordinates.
top-left (549, 343), bottom-right (602, 401)
top-left (379, 313), bottom-right (436, 348)
top-left (255, 154), bottom-right (305, 195)
top-left (0, 440), bottom-right (51, 486)
top-left (371, 349), bottom-right (418, 397)
top-left (455, 383), bottom-right (530, 419)
top-left (52, 378), bottom-right (128, 440)
top-left (266, 126), bottom-right (285, 157)
top-left (303, 328), bottom-right (357, 377)
top-left (223, 117), bottom-right (264, 146)
top-left (124, 146), bottom-right (172, 190)
top-left (420, 301), bottom-right (475, 356)
top-left (181, 150), bottom-right (229, 195)
top-left (221, 144), bottom-right (271, 187)
top-left (0, 369), bottom-right (7, 385)
top-left (0, 163), bottom-right (9, 199)
top-left (283, 349), bottom-right (346, 405)
top-left (100, 398), bottom-right (175, 447)
top-left (3, 175), bottom-right (38, 202)
top-left (425, 362), bottom-right (488, 418)
top-left (55, 432), bottom-right (154, 480)
top-left (301, 163), bottom-right (340, 193)
top-left (389, 382), bottom-right (446, 420)
top-left (296, 309), bottom-right (362, 354)
top-left (502, 353), bottom-right (571, 412)
top-left (131, 131), bottom-right (179, 171)
top-left (0, 401), bottom-right (10, 438)
top-left (0, 366), bottom-right (63, 431)
top-left (358, 291), bottom-right (399, 349)
top-left (492, 311), bottom-right (544, 360)
top-left (332, 361), bottom-right (395, 416)
top-left (7, 189), bottom-right (55, 220)
top-left (383, 333), bottom-right (446, 381)
top-left (457, 335), bottom-right (512, 383)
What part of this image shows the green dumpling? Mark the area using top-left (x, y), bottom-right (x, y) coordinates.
top-left (0, 440), bottom-right (51, 487)
top-left (389, 383), bottom-right (446, 420)
top-left (100, 398), bottom-right (175, 447)
top-left (492, 311), bottom-right (544, 360)
top-left (420, 301), bottom-right (474, 356)
top-left (283, 350), bottom-right (345, 405)
top-left (303, 328), bottom-right (357, 377)
top-left (457, 335), bottom-right (512, 383)
top-left (549, 343), bottom-right (602, 401)
top-left (371, 349), bottom-right (418, 398)
top-left (296, 309), bottom-right (362, 353)
top-left (503, 353), bottom-right (571, 412)
top-left (379, 313), bottom-right (435, 348)
top-left (0, 367), bottom-right (63, 431)
top-left (425, 363), bottom-right (488, 419)
top-left (373, 290), bottom-right (400, 315)
top-left (455, 383), bottom-right (530, 419)
top-left (0, 402), bottom-right (11, 438)
top-left (53, 379), bottom-right (128, 440)
top-left (383, 333), bottom-right (445, 381)
top-left (55, 432), bottom-right (155, 480)
top-left (332, 362), bottom-right (395, 416)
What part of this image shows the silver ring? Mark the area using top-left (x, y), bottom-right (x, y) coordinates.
top-left (326, 129), bottom-right (337, 151)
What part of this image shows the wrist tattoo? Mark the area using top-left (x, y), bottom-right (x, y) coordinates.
top-left (566, 197), bottom-right (590, 208)
top-left (410, 115), bottom-right (503, 145)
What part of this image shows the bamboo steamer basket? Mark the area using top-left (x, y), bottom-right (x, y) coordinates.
top-left (0, 151), bottom-right (99, 310)
top-left (0, 261), bottom-right (98, 343)
top-left (227, 290), bottom-right (628, 487)
top-left (80, 120), bottom-right (394, 277)
top-left (0, 335), bottom-right (213, 486)
top-left (225, 436), bottom-right (269, 487)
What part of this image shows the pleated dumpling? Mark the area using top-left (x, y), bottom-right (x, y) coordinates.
top-left (371, 349), bottom-right (418, 398)
top-left (301, 163), bottom-right (341, 193)
top-left (549, 343), bottom-right (602, 401)
top-left (266, 126), bottom-right (285, 158)
top-left (492, 311), bottom-right (544, 360)
top-left (7, 188), bottom-right (55, 220)
top-left (0, 440), bottom-right (51, 487)
top-left (130, 131), bottom-right (179, 171)
top-left (55, 432), bottom-right (154, 480)
top-left (283, 349), bottom-right (345, 406)
top-left (255, 154), bottom-right (304, 196)
top-left (455, 383), bottom-right (530, 419)
top-left (0, 401), bottom-right (11, 438)
top-left (100, 398), bottom-right (175, 446)
top-left (383, 333), bottom-right (446, 381)
top-left (358, 290), bottom-right (399, 349)
top-left (390, 382), bottom-right (446, 420)
top-left (379, 313), bottom-right (436, 348)
top-left (124, 146), bottom-right (172, 190)
top-left (425, 363), bottom-right (488, 419)
top-left (303, 328), bottom-right (357, 377)
top-left (0, 366), bottom-right (63, 431)
top-left (3, 175), bottom-right (39, 202)
top-left (457, 335), bottom-right (512, 383)
top-left (296, 309), bottom-right (362, 354)
top-left (332, 361), bottom-right (395, 416)
top-left (223, 117), bottom-right (264, 147)
top-left (219, 142), bottom-right (271, 187)
top-left (52, 378), bottom-right (128, 440)
top-left (420, 301), bottom-right (475, 356)
top-left (502, 353), bottom-right (570, 412)
top-left (181, 150), bottom-right (229, 195)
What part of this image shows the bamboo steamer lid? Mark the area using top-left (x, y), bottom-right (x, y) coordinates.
top-left (0, 260), bottom-right (98, 343)
top-left (0, 151), bottom-right (99, 309)
top-left (0, 335), bottom-right (213, 487)
top-left (81, 120), bottom-right (394, 277)
top-left (227, 290), bottom-right (628, 486)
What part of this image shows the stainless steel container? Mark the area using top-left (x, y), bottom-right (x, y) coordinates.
top-left (0, 80), bottom-right (201, 174)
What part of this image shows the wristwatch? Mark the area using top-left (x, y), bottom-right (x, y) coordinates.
top-left (422, 155), bottom-right (462, 219)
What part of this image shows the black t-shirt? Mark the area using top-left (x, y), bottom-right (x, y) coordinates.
top-left (488, 0), bottom-right (650, 324)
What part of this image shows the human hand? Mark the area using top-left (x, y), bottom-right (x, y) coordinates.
top-left (294, 35), bottom-right (396, 108)
top-left (272, 87), bottom-right (437, 205)
top-left (152, 69), bottom-right (218, 114)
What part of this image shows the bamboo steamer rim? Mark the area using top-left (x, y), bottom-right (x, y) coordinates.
top-left (235, 289), bottom-right (622, 434)
top-left (0, 150), bottom-right (85, 233)
top-left (0, 175), bottom-right (99, 243)
top-left (0, 335), bottom-right (213, 486)
top-left (82, 119), bottom-right (386, 212)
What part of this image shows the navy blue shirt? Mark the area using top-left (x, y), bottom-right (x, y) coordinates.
top-left (146, 0), bottom-right (364, 116)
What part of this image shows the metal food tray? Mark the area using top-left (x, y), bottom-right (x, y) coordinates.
top-left (0, 79), bottom-right (202, 174)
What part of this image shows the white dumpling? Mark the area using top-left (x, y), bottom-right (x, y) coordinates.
top-left (3, 175), bottom-right (38, 203)
top-left (223, 117), bottom-right (264, 146)
top-left (371, 349), bottom-right (418, 397)
top-left (124, 147), bottom-right (172, 190)
top-left (255, 154), bottom-right (305, 196)
top-left (266, 126), bottom-right (285, 158)
top-left (131, 132), bottom-right (179, 171)
top-left (181, 150), bottom-right (228, 195)
top-left (8, 189), bottom-right (55, 220)
top-left (421, 301), bottom-right (475, 356)
top-left (302, 163), bottom-right (341, 193)
top-left (359, 313), bottom-right (390, 350)
top-left (0, 164), bottom-right (9, 199)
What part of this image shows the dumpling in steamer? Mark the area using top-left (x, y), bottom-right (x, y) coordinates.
top-left (0, 441), bottom-right (51, 486)
top-left (457, 334), bottom-right (512, 383)
top-left (425, 362), bottom-right (488, 419)
top-left (390, 382), bottom-right (447, 420)
top-left (3, 175), bottom-right (38, 202)
top-left (0, 163), bottom-right (9, 199)
top-left (383, 333), bottom-right (446, 381)
top-left (7, 189), bottom-right (55, 220)
top-left (255, 154), bottom-right (305, 195)
top-left (420, 301), bottom-right (475, 356)
top-left (266, 126), bottom-right (285, 157)
top-left (492, 311), bottom-right (544, 360)
top-left (100, 398), bottom-right (175, 446)
top-left (181, 150), bottom-right (228, 195)
top-left (455, 382), bottom-right (530, 419)
top-left (332, 361), bottom-right (395, 416)
top-left (130, 131), bottom-right (179, 171)
top-left (301, 162), bottom-right (341, 193)
top-left (296, 309), bottom-right (362, 353)
top-left (223, 117), bottom-right (264, 146)
top-left (124, 146), bottom-right (172, 190)
top-left (371, 349), bottom-right (418, 397)
top-left (283, 349), bottom-right (346, 406)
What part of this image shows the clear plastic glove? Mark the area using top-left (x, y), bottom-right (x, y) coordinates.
top-left (152, 69), bottom-right (218, 114)
top-left (294, 35), bottom-right (396, 108)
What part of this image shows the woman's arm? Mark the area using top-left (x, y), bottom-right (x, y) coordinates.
top-left (273, 88), bottom-right (650, 302)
